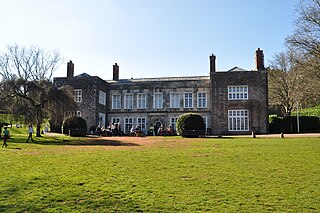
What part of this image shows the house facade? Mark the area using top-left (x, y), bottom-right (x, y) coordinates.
top-left (53, 48), bottom-right (268, 135)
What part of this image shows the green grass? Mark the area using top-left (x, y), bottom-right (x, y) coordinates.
top-left (0, 129), bottom-right (319, 212)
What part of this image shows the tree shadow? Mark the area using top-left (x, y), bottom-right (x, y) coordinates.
top-left (33, 138), bottom-right (140, 147)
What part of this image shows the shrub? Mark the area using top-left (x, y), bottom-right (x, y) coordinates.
top-left (269, 116), bottom-right (320, 133)
top-left (176, 113), bottom-right (205, 137)
top-left (62, 116), bottom-right (87, 136)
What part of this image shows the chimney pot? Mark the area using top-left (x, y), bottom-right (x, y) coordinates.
top-left (255, 48), bottom-right (265, 71)
top-left (209, 54), bottom-right (216, 74)
top-left (67, 60), bottom-right (74, 78)
top-left (113, 63), bottom-right (119, 81)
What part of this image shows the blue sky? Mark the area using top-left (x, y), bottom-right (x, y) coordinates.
top-left (0, 0), bottom-right (300, 80)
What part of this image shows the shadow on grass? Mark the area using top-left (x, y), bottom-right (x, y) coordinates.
top-left (34, 139), bottom-right (140, 146)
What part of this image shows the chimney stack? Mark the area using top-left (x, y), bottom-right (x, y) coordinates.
top-left (209, 54), bottom-right (216, 74)
top-left (67, 60), bottom-right (74, 78)
top-left (255, 48), bottom-right (265, 71)
top-left (113, 63), bottom-right (119, 81)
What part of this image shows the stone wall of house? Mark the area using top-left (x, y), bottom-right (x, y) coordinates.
top-left (107, 77), bottom-right (212, 132)
top-left (211, 70), bottom-right (268, 134)
top-left (54, 76), bottom-right (109, 131)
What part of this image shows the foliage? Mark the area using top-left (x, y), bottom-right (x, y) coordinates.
top-left (269, 116), bottom-right (320, 133)
top-left (176, 113), bottom-right (205, 137)
top-left (62, 116), bottom-right (87, 135)
top-left (0, 136), bottom-right (319, 212)
top-left (292, 104), bottom-right (320, 116)
top-left (0, 44), bottom-right (76, 137)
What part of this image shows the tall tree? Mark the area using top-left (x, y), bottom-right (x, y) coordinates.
top-left (0, 44), bottom-right (75, 136)
top-left (268, 50), bottom-right (302, 116)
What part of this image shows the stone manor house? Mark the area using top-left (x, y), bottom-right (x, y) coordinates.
top-left (53, 48), bottom-right (268, 135)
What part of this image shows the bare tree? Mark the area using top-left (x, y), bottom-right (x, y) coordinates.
top-left (0, 44), bottom-right (75, 137)
top-left (268, 50), bottom-right (302, 116)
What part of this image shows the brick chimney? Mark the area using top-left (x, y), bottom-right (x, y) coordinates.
top-left (209, 54), bottom-right (216, 74)
top-left (255, 48), bottom-right (265, 71)
top-left (67, 60), bottom-right (74, 78)
top-left (113, 63), bottom-right (119, 81)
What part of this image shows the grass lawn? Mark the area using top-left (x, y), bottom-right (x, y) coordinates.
top-left (0, 128), bottom-right (319, 212)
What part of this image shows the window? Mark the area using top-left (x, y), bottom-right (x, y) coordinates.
top-left (137, 93), bottom-right (147, 109)
top-left (99, 112), bottom-right (106, 127)
top-left (203, 116), bottom-right (207, 129)
top-left (74, 89), bottom-right (82, 102)
top-left (99, 90), bottom-right (106, 105)
top-left (124, 117), bottom-right (134, 134)
top-left (170, 93), bottom-right (180, 108)
top-left (228, 86), bottom-right (248, 100)
top-left (228, 110), bottom-right (249, 131)
top-left (197, 92), bottom-right (207, 108)
top-left (153, 92), bottom-right (163, 109)
top-left (112, 95), bottom-right (121, 109)
top-left (137, 117), bottom-right (147, 132)
top-left (170, 117), bottom-right (178, 130)
top-left (111, 117), bottom-right (120, 124)
top-left (184, 93), bottom-right (193, 108)
top-left (124, 93), bottom-right (133, 109)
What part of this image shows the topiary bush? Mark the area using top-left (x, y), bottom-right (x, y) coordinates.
top-left (62, 116), bottom-right (87, 136)
top-left (176, 113), bottom-right (205, 137)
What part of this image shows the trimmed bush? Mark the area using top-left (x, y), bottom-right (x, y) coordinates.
top-left (269, 116), bottom-right (320, 133)
top-left (176, 113), bottom-right (205, 137)
top-left (62, 116), bottom-right (87, 136)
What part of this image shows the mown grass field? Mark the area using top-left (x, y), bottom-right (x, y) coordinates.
top-left (0, 127), bottom-right (319, 212)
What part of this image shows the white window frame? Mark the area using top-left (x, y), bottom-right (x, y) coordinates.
top-left (153, 92), bottom-right (163, 109)
top-left (197, 92), bottom-right (207, 108)
top-left (112, 94), bottom-right (121, 109)
top-left (74, 89), bottom-right (82, 102)
top-left (170, 92), bottom-right (180, 108)
top-left (184, 92), bottom-right (193, 108)
top-left (124, 117), bottom-right (134, 134)
top-left (124, 93), bottom-right (134, 109)
top-left (137, 93), bottom-right (147, 109)
top-left (170, 117), bottom-right (178, 130)
top-left (99, 90), bottom-right (106, 105)
top-left (137, 117), bottom-right (147, 132)
top-left (111, 117), bottom-right (121, 124)
top-left (228, 109), bottom-right (249, 131)
top-left (228, 85), bottom-right (248, 100)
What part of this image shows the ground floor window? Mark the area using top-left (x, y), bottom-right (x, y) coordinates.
top-left (99, 112), bottom-right (106, 127)
top-left (137, 117), bottom-right (147, 132)
top-left (170, 117), bottom-right (178, 130)
top-left (228, 110), bottom-right (249, 131)
top-left (124, 117), bottom-right (134, 134)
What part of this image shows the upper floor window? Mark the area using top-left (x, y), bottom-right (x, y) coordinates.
top-left (74, 89), bottom-right (82, 102)
top-left (197, 92), bottom-right (207, 108)
top-left (124, 93), bottom-right (133, 109)
top-left (153, 92), bottom-right (163, 109)
top-left (112, 94), bottom-right (121, 109)
top-left (228, 86), bottom-right (248, 100)
top-left (99, 90), bottom-right (106, 105)
top-left (137, 93), bottom-right (147, 109)
top-left (184, 93), bottom-right (193, 108)
top-left (170, 93), bottom-right (180, 108)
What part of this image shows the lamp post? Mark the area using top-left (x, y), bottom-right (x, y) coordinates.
top-left (296, 101), bottom-right (300, 133)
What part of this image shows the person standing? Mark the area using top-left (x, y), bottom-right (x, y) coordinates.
top-left (26, 124), bottom-right (34, 143)
top-left (2, 127), bottom-right (10, 148)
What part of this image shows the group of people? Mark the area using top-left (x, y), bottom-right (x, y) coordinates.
top-left (156, 125), bottom-right (175, 136)
top-left (2, 124), bottom-right (34, 148)
top-left (96, 122), bottom-right (122, 137)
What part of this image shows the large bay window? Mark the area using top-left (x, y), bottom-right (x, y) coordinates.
top-left (228, 109), bottom-right (249, 131)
